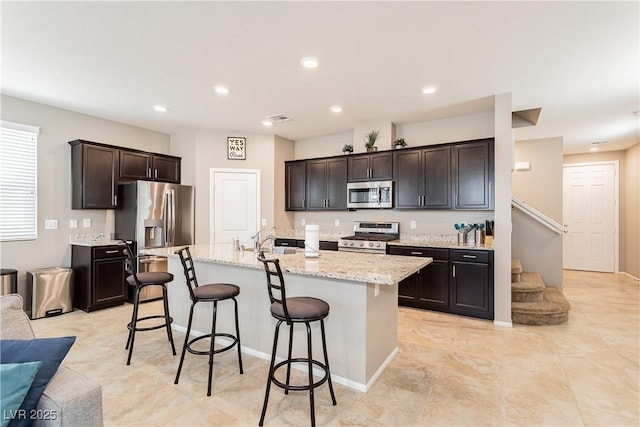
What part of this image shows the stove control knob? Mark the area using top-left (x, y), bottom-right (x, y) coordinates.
top-left (375, 242), bottom-right (381, 247)
top-left (368, 242), bottom-right (374, 248)
top-left (349, 241), bottom-right (354, 246)
top-left (358, 242), bottom-right (364, 247)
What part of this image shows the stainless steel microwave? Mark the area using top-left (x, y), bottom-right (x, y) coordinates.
top-left (347, 180), bottom-right (393, 209)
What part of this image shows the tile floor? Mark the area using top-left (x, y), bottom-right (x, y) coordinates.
top-left (31, 270), bottom-right (639, 426)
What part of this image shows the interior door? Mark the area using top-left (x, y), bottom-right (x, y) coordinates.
top-left (211, 169), bottom-right (260, 245)
top-left (563, 163), bottom-right (616, 272)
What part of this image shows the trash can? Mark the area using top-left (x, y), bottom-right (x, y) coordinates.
top-left (1, 269), bottom-right (18, 295)
top-left (27, 267), bottom-right (73, 319)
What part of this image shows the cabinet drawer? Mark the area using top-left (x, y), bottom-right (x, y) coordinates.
top-left (93, 246), bottom-right (125, 259)
top-left (388, 246), bottom-right (449, 261)
top-left (319, 241), bottom-right (338, 251)
top-left (451, 249), bottom-right (489, 263)
top-left (274, 238), bottom-right (299, 247)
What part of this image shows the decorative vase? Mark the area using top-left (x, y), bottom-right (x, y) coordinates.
top-left (366, 147), bottom-right (377, 152)
top-left (395, 145), bottom-right (403, 149)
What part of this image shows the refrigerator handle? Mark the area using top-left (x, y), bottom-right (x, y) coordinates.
top-left (170, 189), bottom-right (176, 246)
top-left (163, 190), bottom-right (170, 246)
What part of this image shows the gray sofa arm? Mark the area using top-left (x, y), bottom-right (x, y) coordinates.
top-left (34, 365), bottom-right (103, 427)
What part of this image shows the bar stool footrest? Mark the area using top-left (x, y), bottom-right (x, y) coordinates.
top-left (127, 314), bottom-right (173, 332)
top-left (271, 357), bottom-right (330, 391)
top-left (186, 333), bottom-right (240, 356)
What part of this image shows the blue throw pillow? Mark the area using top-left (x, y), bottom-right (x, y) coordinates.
top-left (0, 337), bottom-right (75, 427)
top-left (0, 362), bottom-right (42, 427)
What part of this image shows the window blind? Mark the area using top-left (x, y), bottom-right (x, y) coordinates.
top-left (0, 121), bottom-right (39, 241)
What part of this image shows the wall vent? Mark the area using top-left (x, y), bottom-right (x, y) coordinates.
top-left (266, 114), bottom-right (292, 123)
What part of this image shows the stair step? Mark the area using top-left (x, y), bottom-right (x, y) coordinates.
top-left (511, 258), bottom-right (523, 283)
top-left (512, 287), bottom-right (571, 325)
top-left (512, 272), bottom-right (545, 302)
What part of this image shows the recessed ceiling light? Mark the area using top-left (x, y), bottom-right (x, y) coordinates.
top-left (422, 85), bottom-right (438, 95)
top-left (300, 57), bottom-right (319, 69)
top-left (262, 120), bottom-right (273, 127)
top-left (152, 105), bottom-right (168, 112)
top-left (589, 146), bottom-right (600, 152)
top-left (214, 86), bottom-right (230, 95)
top-left (330, 105), bottom-right (342, 113)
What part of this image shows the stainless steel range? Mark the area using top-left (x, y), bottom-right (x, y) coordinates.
top-left (338, 221), bottom-right (399, 254)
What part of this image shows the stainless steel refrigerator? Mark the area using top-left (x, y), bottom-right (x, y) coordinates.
top-left (115, 181), bottom-right (195, 302)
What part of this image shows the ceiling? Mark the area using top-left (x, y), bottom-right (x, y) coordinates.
top-left (2, 1), bottom-right (638, 154)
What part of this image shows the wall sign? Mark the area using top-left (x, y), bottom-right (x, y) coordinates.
top-left (227, 137), bottom-right (246, 160)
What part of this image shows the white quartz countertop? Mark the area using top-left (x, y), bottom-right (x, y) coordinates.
top-left (141, 243), bottom-right (431, 286)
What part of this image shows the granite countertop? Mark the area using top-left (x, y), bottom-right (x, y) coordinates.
top-left (69, 234), bottom-right (125, 247)
top-left (274, 230), bottom-right (493, 251)
top-left (142, 243), bottom-right (430, 286)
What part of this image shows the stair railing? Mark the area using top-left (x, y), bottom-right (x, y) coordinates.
top-left (511, 196), bottom-right (566, 235)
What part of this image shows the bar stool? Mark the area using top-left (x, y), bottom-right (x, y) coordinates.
top-left (122, 241), bottom-right (176, 365)
top-left (257, 252), bottom-right (336, 427)
top-left (173, 246), bottom-right (243, 396)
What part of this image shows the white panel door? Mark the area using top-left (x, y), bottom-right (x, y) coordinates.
top-left (563, 164), bottom-right (615, 272)
top-left (211, 169), bottom-right (260, 244)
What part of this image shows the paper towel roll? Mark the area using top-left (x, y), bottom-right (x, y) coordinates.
top-left (304, 224), bottom-right (320, 257)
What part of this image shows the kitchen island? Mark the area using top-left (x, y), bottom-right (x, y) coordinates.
top-left (142, 243), bottom-right (431, 391)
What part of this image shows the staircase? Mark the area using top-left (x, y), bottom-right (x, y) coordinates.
top-left (511, 258), bottom-right (570, 325)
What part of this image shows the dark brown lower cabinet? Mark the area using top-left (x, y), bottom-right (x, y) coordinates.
top-left (450, 249), bottom-right (494, 319)
top-left (390, 245), bottom-right (494, 320)
top-left (273, 238), bottom-right (338, 251)
top-left (72, 244), bottom-right (127, 312)
top-left (390, 246), bottom-right (449, 310)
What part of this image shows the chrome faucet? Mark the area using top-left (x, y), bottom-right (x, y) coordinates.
top-left (252, 227), bottom-right (276, 253)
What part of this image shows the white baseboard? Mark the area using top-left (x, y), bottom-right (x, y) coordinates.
top-left (493, 320), bottom-right (513, 328)
top-left (620, 271), bottom-right (640, 282)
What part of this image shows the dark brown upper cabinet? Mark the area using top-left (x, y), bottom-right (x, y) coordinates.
top-left (306, 157), bottom-right (348, 210)
top-left (452, 139), bottom-right (494, 210)
top-left (347, 152), bottom-right (393, 182)
top-left (285, 160), bottom-right (306, 211)
top-left (394, 146), bottom-right (451, 209)
top-left (70, 140), bottom-right (119, 209)
top-left (119, 151), bottom-right (180, 183)
top-left (70, 139), bottom-right (181, 209)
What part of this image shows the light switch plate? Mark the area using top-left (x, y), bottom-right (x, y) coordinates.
top-left (301, 218), bottom-right (306, 226)
top-left (69, 219), bottom-right (78, 229)
top-left (334, 219), bottom-right (340, 227)
top-left (261, 218), bottom-right (267, 227)
top-left (82, 218), bottom-right (91, 228)
top-left (44, 219), bottom-right (58, 230)
top-left (410, 220), bottom-right (417, 229)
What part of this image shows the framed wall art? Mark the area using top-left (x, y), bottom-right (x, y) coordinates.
top-left (227, 137), bottom-right (246, 160)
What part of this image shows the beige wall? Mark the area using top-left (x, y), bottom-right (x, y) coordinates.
top-left (564, 147), bottom-right (639, 278)
top-left (511, 137), bottom-right (564, 287)
top-left (169, 130), bottom-right (277, 245)
top-left (0, 95), bottom-right (170, 298)
top-left (274, 135), bottom-right (296, 230)
top-left (513, 137), bottom-right (564, 221)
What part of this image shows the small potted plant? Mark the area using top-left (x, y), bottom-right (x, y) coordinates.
top-left (393, 138), bottom-right (407, 149)
top-left (364, 130), bottom-right (379, 152)
top-left (342, 144), bottom-right (353, 155)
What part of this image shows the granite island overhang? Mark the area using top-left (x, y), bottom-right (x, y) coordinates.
top-left (142, 243), bottom-right (431, 392)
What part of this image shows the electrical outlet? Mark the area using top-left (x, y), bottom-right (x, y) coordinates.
top-left (44, 219), bottom-right (58, 230)
top-left (261, 218), bottom-right (267, 227)
top-left (334, 219), bottom-right (340, 227)
top-left (410, 220), bottom-right (416, 229)
top-left (69, 219), bottom-right (78, 229)
top-left (301, 218), bottom-right (306, 226)
top-left (82, 218), bottom-right (91, 228)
